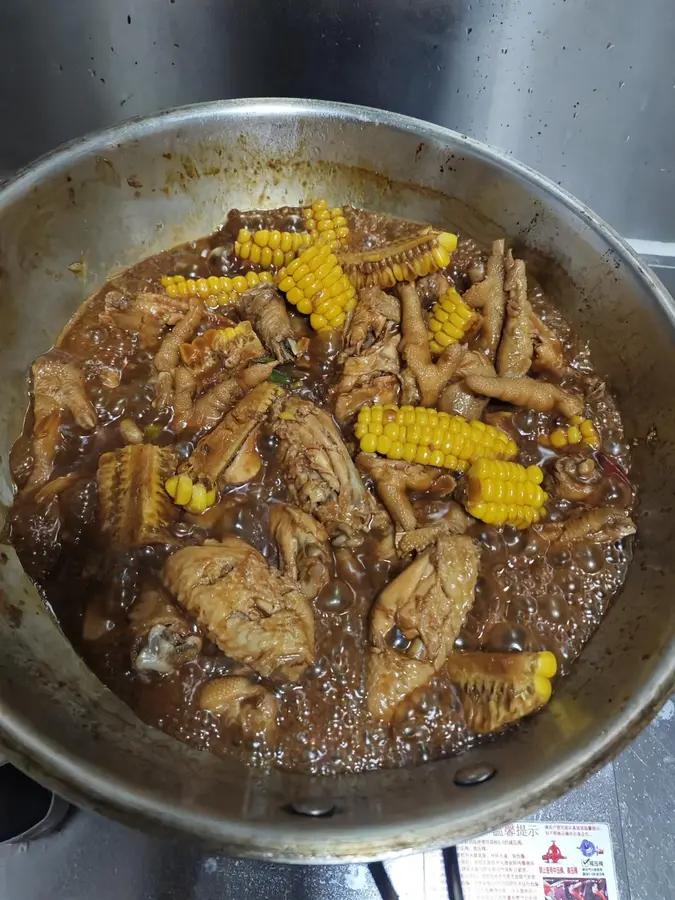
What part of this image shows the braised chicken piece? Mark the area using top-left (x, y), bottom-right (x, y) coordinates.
top-left (270, 503), bottom-right (332, 601)
top-left (371, 534), bottom-right (480, 669)
top-left (99, 290), bottom-right (189, 347)
top-left (26, 351), bottom-right (97, 490)
top-left (343, 286), bottom-right (401, 352)
top-left (366, 648), bottom-right (434, 724)
top-left (356, 453), bottom-right (441, 532)
top-left (180, 321), bottom-right (265, 392)
top-left (496, 251), bottom-right (534, 377)
top-left (163, 537), bottom-right (314, 681)
top-left (398, 282), bottom-right (464, 406)
top-left (128, 587), bottom-right (203, 675)
top-left (181, 382), bottom-right (282, 490)
top-left (464, 373), bottom-right (584, 418)
top-left (333, 287), bottom-right (402, 424)
top-left (445, 651), bottom-right (557, 733)
top-left (438, 346), bottom-right (495, 421)
top-left (30, 352), bottom-right (98, 432)
top-left (463, 238), bottom-right (507, 360)
top-left (189, 360), bottom-right (277, 433)
top-left (272, 397), bottom-right (375, 544)
top-left (396, 504), bottom-right (471, 556)
top-left (537, 507), bottom-right (636, 549)
top-left (97, 445), bottom-right (178, 550)
top-left (415, 272), bottom-right (451, 309)
top-left (154, 299), bottom-right (204, 376)
top-left (153, 300), bottom-right (205, 412)
top-left (530, 312), bottom-right (571, 378)
top-left (199, 676), bottom-right (278, 740)
top-left (236, 284), bottom-right (299, 362)
top-left (333, 336), bottom-right (401, 425)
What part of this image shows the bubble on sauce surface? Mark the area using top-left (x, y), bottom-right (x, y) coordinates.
top-left (483, 622), bottom-right (530, 653)
top-left (315, 580), bottom-right (354, 614)
top-left (575, 543), bottom-right (605, 573)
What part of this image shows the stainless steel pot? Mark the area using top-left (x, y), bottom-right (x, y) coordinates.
top-left (0, 99), bottom-right (672, 863)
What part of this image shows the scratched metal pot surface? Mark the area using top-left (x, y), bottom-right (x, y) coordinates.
top-left (0, 99), bottom-right (672, 863)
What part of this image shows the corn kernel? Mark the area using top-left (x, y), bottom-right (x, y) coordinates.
top-left (376, 435), bottom-right (392, 455)
top-left (361, 433), bottom-right (378, 453)
top-left (175, 474), bottom-right (193, 506)
top-left (402, 443), bottom-right (417, 462)
top-left (165, 475), bottom-right (179, 498)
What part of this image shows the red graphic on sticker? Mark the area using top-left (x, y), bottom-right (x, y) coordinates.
top-left (542, 841), bottom-right (567, 863)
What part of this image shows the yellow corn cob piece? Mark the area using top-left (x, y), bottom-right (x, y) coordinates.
top-left (97, 445), bottom-right (178, 550)
top-left (303, 200), bottom-right (350, 250)
top-left (464, 459), bottom-right (548, 528)
top-left (539, 415), bottom-right (600, 450)
top-left (338, 228), bottom-right (458, 290)
top-left (427, 287), bottom-right (480, 354)
top-left (445, 650), bottom-right (557, 733)
top-left (276, 242), bottom-right (356, 331)
top-left (234, 228), bottom-right (311, 269)
top-left (355, 404), bottom-right (518, 471)
top-left (165, 473), bottom-right (217, 515)
top-left (161, 271), bottom-right (274, 306)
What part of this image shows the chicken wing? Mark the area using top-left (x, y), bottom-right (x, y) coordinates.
top-left (199, 676), bottom-right (278, 740)
top-left (26, 351), bottom-right (97, 490)
top-left (100, 291), bottom-right (189, 347)
top-left (163, 537), bottom-right (315, 680)
top-left (366, 648), bottom-right (434, 724)
top-left (356, 453), bottom-right (441, 532)
top-left (496, 252), bottom-right (534, 376)
top-left (270, 503), bottom-right (331, 601)
top-left (128, 587), bottom-right (202, 675)
top-left (438, 346), bottom-right (496, 421)
top-left (537, 507), bottom-right (636, 548)
top-left (181, 382), bottom-right (282, 489)
top-left (463, 238), bottom-right (507, 360)
top-left (237, 284), bottom-right (298, 362)
top-left (464, 373), bottom-right (584, 418)
top-left (97, 444), bottom-right (178, 550)
top-left (445, 650), bottom-right (557, 733)
top-left (371, 534), bottom-right (480, 669)
top-left (399, 282), bottom-right (464, 406)
top-left (272, 397), bottom-right (375, 544)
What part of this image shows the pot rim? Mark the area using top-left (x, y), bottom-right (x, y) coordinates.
top-left (0, 98), bottom-right (673, 863)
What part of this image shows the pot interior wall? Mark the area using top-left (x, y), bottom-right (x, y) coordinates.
top-left (0, 101), bottom-right (672, 860)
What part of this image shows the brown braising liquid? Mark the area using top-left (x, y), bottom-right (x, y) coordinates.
top-left (6, 211), bottom-right (634, 775)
